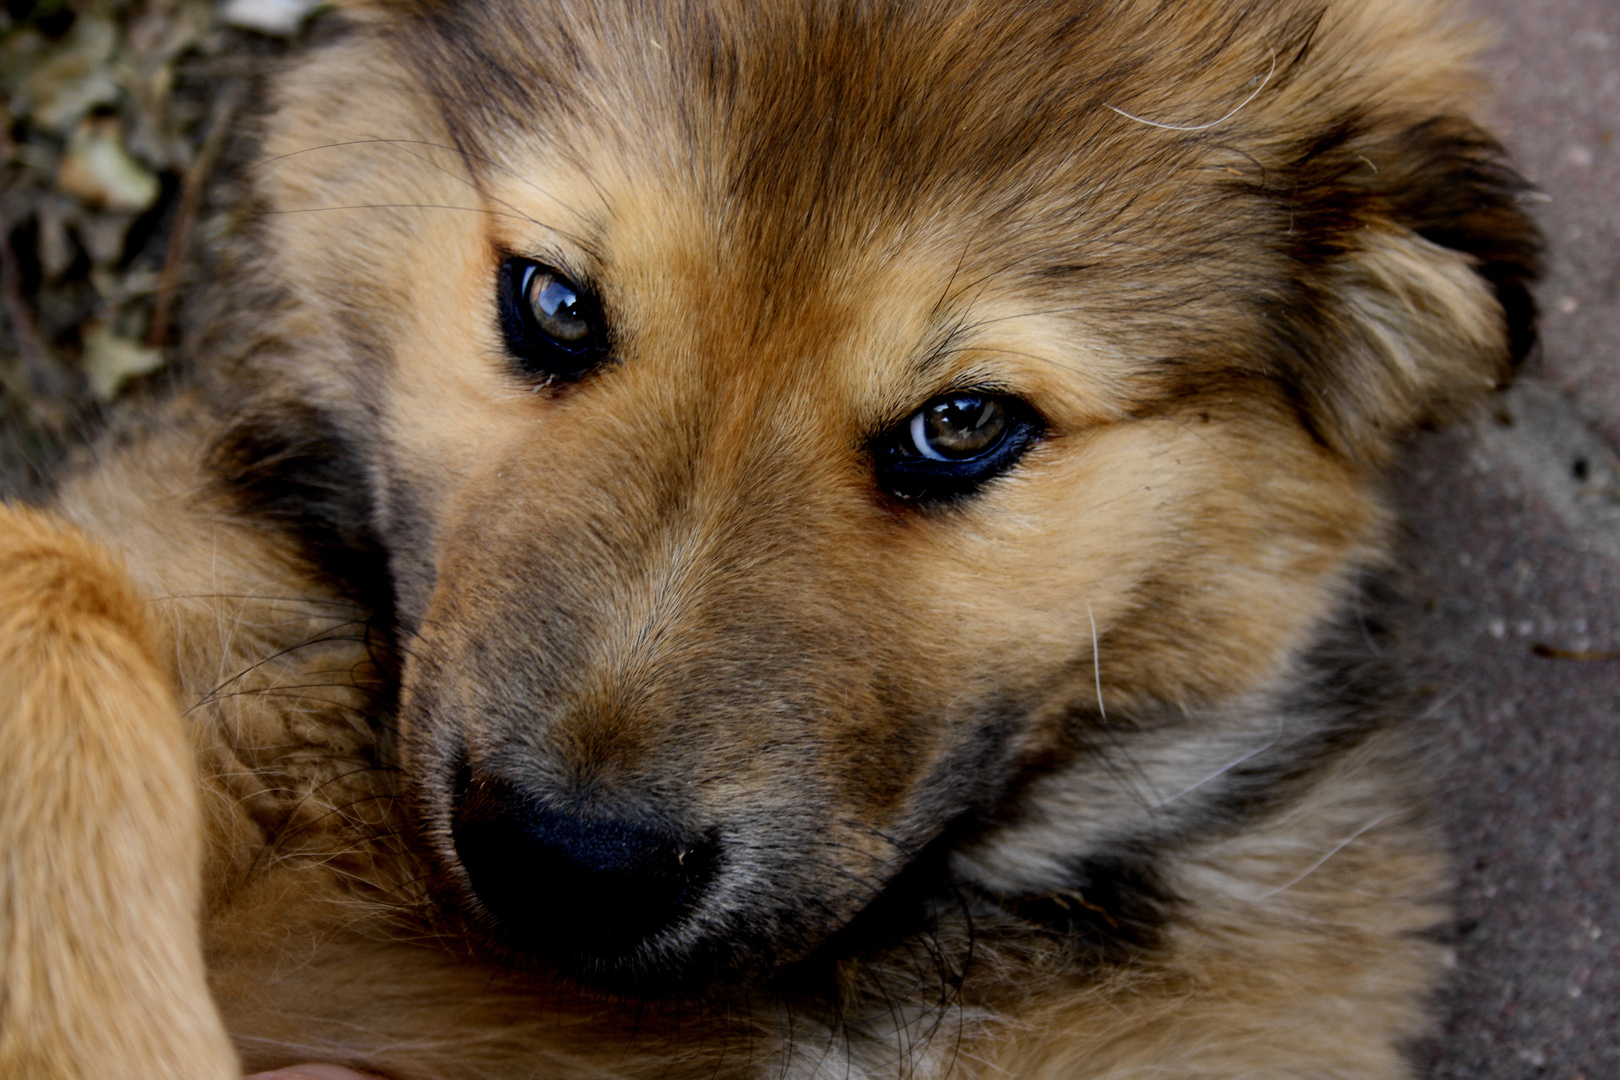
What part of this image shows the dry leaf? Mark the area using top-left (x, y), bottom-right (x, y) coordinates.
top-left (18, 15), bottom-right (121, 133)
top-left (83, 322), bottom-right (166, 401)
top-left (57, 117), bottom-right (161, 212)
top-left (219, 0), bottom-right (319, 37)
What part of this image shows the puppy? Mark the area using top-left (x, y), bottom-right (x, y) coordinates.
top-left (0, 0), bottom-right (1538, 1077)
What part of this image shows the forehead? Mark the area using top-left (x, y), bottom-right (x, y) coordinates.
top-left (396, 0), bottom-right (1292, 281)
top-left (382, 0), bottom-right (1325, 426)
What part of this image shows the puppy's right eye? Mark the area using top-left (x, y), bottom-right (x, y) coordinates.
top-left (497, 257), bottom-right (609, 383)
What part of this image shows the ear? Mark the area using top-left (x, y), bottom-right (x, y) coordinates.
top-left (1275, 114), bottom-right (1542, 464)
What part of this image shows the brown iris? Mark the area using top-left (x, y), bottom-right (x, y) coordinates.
top-left (908, 395), bottom-right (1009, 461)
top-left (523, 266), bottom-right (592, 346)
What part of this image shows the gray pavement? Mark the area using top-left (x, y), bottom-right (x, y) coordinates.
top-left (1408, 2), bottom-right (1620, 1076)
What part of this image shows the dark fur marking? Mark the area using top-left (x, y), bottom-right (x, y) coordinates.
top-left (210, 401), bottom-right (396, 623)
top-left (1069, 580), bottom-right (1415, 872)
top-left (1000, 848), bottom-right (1173, 962)
top-left (1378, 116), bottom-right (1543, 366)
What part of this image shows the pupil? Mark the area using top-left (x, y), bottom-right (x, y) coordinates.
top-left (923, 396), bottom-right (1005, 457)
top-left (526, 269), bottom-right (590, 342)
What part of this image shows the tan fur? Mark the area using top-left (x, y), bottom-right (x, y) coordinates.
top-left (0, 501), bottom-right (237, 1079)
top-left (1, 0), bottom-right (1538, 1076)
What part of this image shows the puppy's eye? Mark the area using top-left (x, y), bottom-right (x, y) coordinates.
top-left (497, 257), bottom-right (608, 382)
top-left (908, 396), bottom-right (1008, 460)
top-left (875, 392), bottom-right (1043, 503)
top-left (525, 267), bottom-right (591, 344)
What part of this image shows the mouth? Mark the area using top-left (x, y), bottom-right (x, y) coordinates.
top-left (397, 539), bottom-right (1032, 995)
top-left (420, 741), bottom-right (993, 998)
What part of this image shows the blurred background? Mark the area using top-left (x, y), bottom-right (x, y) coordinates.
top-left (0, 0), bottom-right (1614, 1075)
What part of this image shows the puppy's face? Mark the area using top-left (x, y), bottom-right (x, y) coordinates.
top-left (244, 0), bottom-right (1534, 989)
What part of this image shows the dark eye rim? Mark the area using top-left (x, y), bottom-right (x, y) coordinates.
top-left (874, 391), bottom-right (1045, 504)
top-left (496, 255), bottom-right (609, 382)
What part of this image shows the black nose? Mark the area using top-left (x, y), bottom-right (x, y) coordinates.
top-left (451, 771), bottom-right (713, 958)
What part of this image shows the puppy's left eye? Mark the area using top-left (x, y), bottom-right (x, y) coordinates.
top-left (875, 392), bottom-right (1043, 503)
top-left (497, 257), bottom-right (609, 383)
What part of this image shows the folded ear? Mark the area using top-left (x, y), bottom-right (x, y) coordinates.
top-left (1274, 113), bottom-right (1542, 464)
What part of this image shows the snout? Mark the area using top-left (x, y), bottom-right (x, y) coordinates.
top-left (451, 769), bottom-right (717, 965)
top-left (405, 436), bottom-right (988, 989)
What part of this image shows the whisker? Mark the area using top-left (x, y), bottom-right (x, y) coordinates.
top-left (254, 203), bottom-right (535, 221)
top-left (184, 623), bottom-right (380, 714)
top-left (1154, 715), bottom-right (1283, 809)
top-left (1087, 602), bottom-right (1106, 724)
top-left (149, 592), bottom-right (367, 610)
top-left (1106, 48), bottom-right (1277, 133)
top-left (246, 134), bottom-right (602, 249)
top-left (1251, 811), bottom-right (1398, 900)
top-left (349, 134), bottom-right (602, 254)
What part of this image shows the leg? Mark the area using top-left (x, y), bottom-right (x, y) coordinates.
top-left (0, 505), bottom-right (237, 1079)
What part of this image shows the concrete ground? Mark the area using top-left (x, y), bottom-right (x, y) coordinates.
top-left (1406, 1), bottom-right (1620, 1076)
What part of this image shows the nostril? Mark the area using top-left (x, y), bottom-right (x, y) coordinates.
top-left (451, 771), bottom-right (713, 958)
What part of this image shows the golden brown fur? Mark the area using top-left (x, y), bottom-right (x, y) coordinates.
top-left (1, 0), bottom-right (1538, 1076)
top-left (0, 501), bottom-right (236, 1078)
